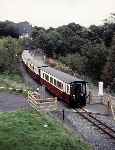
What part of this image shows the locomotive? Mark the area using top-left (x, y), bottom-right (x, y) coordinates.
top-left (22, 50), bottom-right (87, 107)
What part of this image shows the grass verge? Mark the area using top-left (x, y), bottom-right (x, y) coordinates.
top-left (0, 111), bottom-right (91, 150)
top-left (0, 73), bottom-right (30, 95)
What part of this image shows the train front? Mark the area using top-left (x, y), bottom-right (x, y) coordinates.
top-left (70, 81), bottom-right (87, 108)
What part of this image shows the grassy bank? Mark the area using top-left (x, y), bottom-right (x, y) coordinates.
top-left (0, 73), bottom-right (29, 94)
top-left (0, 111), bottom-right (91, 150)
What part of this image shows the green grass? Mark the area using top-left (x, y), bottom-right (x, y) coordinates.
top-left (0, 73), bottom-right (22, 81)
top-left (0, 73), bottom-right (29, 93)
top-left (0, 111), bottom-right (91, 150)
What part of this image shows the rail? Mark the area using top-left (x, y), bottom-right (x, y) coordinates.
top-left (74, 108), bottom-right (115, 139)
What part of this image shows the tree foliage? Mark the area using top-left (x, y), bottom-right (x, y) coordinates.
top-left (1, 15), bottom-right (115, 91)
top-left (102, 33), bottom-right (115, 91)
top-left (30, 14), bottom-right (115, 91)
top-left (0, 21), bottom-right (32, 38)
top-left (0, 37), bottom-right (23, 73)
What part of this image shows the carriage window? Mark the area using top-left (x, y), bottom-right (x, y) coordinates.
top-left (50, 77), bottom-right (53, 84)
top-left (57, 81), bottom-right (63, 89)
top-left (45, 74), bottom-right (49, 81)
top-left (43, 73), bottom-right (45, 78)
top-left (38, 69), bottom-right (40, 75)
top-left (67, 85), bottom-right (69, 93)
top-left (54, 79), bottom-right (57, 86)
top-left (30, 64), bottom-right (34, 70)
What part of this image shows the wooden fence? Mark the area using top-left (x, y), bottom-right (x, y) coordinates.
top-left (27, 91), bottom-right (57, 112)
top-left (87, 92), bottom-right (103, 104)
top-left (87, 92), bottom-right (115, 119)
top-left (103, 94), bottom-right (115, 106)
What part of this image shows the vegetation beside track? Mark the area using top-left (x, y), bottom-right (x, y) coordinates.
top-left (0, 111), bottom-right (91, 150)
top-left (0, 73), bottom-right (29, 95)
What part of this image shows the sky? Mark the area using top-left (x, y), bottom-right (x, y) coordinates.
top-left (0, 0), bottom-right (115, 28)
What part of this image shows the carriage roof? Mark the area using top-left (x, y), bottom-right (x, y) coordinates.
top-left (22, 50), bottom-right (86, 84)
top-left (41, 66), bottom-right (85, 84)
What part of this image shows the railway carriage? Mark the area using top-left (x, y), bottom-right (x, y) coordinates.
top-left (22, 50), bottom-right (87, 107)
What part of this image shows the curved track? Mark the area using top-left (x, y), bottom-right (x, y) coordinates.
top-left (75, 108), bottom-right (115, 139)
top-left (20, 58), bottom-right (115, 149)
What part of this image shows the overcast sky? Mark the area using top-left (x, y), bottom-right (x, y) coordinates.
top-left (0, 0), bottom-right (115, 28)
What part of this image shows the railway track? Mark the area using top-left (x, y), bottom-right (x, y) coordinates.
top-left (21, 57), bottom-right (115, 149)
top-left (75, 108), bottom-right (115, 139)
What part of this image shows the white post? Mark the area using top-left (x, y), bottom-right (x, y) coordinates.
top-left (98, 82), bottom-right (103, 96)
top-left (98, 82), bottom-right (103, 103)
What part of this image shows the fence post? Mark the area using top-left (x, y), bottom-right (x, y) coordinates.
top-left (106, 95), bottom-right (111, 114)
top-left (89, 91), bottom-right (92, 104)
top-left (62, 109), bottom-right (65, 121)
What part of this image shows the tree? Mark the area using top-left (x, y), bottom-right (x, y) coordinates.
top-left (0, 37), bottom-right (23, 73)
top-left (31, 26), bottom-right (48, 50)
top-left (59, 53), bottom-right (87, 74)
top-left (81, 41), bottom-right (108, 80)
top-left (109, 33), bottom-right (115, 91)
top-left (101, 60), bottom-right (112, 88)
top-left (101, 33), bottom-right (115, 91)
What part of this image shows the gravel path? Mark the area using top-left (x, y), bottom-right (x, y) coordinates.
top-left (0, 92), bottom-right (27, 112)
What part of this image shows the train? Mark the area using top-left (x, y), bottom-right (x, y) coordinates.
top-left (22, 50), bottom-right (87, 108)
